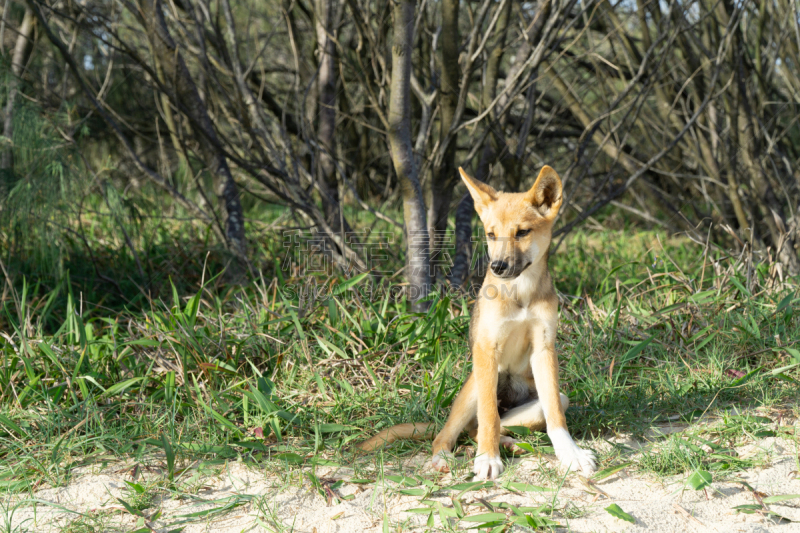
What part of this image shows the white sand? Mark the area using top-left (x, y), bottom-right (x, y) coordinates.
top-left (3, 434), bottom-right (799, 532)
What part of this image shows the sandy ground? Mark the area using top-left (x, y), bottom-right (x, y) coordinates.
top-left (3, 432), bottom-right (800, 532)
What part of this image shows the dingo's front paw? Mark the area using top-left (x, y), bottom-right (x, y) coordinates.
top-left (556, 444), bottom-right (596, 475)
top-left (548, 428), bottom-right (596, 475)
top-left (473, 453), bottom-right (504, 480)
top-left (431, 451), bottom-right (453, 473)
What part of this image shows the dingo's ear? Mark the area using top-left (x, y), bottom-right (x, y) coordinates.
top-left (459, 167), bottom-right (497, 217)
top-left (524, 165), bottom-right (562, 220)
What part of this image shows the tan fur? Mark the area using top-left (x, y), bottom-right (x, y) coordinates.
top-left (358, 166), bottom-right (596, 479)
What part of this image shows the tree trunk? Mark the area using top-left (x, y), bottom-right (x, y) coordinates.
top-left (427, 0), bottom-right (459, 277)
top-left (389, 0), bottom-right (430, 311)
top-left (449, 192), bottom-right (475, 288)
top-left (315, 0), bottom-right (348, 235)
top-left (449, 0), bottom-right (512, 288)
top-left (1, 7), bottom-right (34, 188)
top-left (137, 0), bottom-right (247, 263)
top-left (491, 0), bottom-right (550, 190)
top-left (733, 42), bottom-right (799, 275)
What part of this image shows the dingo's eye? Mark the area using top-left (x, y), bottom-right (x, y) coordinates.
top-left (515, 229), bottom-right (530, 239)
top-left (487, 232), bottom-right (496, 240)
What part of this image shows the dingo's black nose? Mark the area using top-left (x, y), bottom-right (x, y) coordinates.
top-left (491, 260), bottom-right (509, 275)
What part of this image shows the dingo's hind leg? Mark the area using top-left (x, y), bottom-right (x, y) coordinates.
top-left (497, 393), bottom-right (569, 453)
top-left (500, 393), bottom-right (569, 433)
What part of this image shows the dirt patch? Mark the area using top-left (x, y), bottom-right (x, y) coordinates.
top-left (4, 435), bottom-right (800, 532)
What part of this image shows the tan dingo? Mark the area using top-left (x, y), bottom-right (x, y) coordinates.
top-left (359, 166), bottom-right (596, 479)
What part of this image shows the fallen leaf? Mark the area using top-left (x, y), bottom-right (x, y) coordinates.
top-left (605, 503), bottom-right (635, 523)
top-left (686, 470), bottom-right (712, 490)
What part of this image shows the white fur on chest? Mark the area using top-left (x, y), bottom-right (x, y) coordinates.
top-left (497, 298), bottom-right (557, 373)
top-left (478, 261), bottom-right (554, 373)
top-left (497, 305), bottom-right (536, 372)
top-left (506, 270), bottom-right (537, 307)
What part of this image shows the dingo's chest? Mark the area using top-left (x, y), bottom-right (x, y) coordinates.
top-left (495, 305), bottom-right (535, 372)
top-left (473, 298), bottom-right (557, 375)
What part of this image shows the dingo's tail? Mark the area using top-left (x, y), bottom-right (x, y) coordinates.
top-left (357, 423), bottom-right (436, 451)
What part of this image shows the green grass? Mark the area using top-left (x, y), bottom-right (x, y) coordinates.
top-left (1, 224), bottom-right (799, 530)
top-left (636, 432), bottom-right (761, 477)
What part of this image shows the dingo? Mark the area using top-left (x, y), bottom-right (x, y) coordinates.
top-left (359, 166), bottom-right (596, 480)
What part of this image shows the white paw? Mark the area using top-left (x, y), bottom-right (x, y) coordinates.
top-left (473, 453), bottom-right (504, 480)
top-left (431, 451), bottom-right (453, 473)
top-left (548, 428), bottom-right (596, 476)
top-left (555, 443), bottom-right (596, 475)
